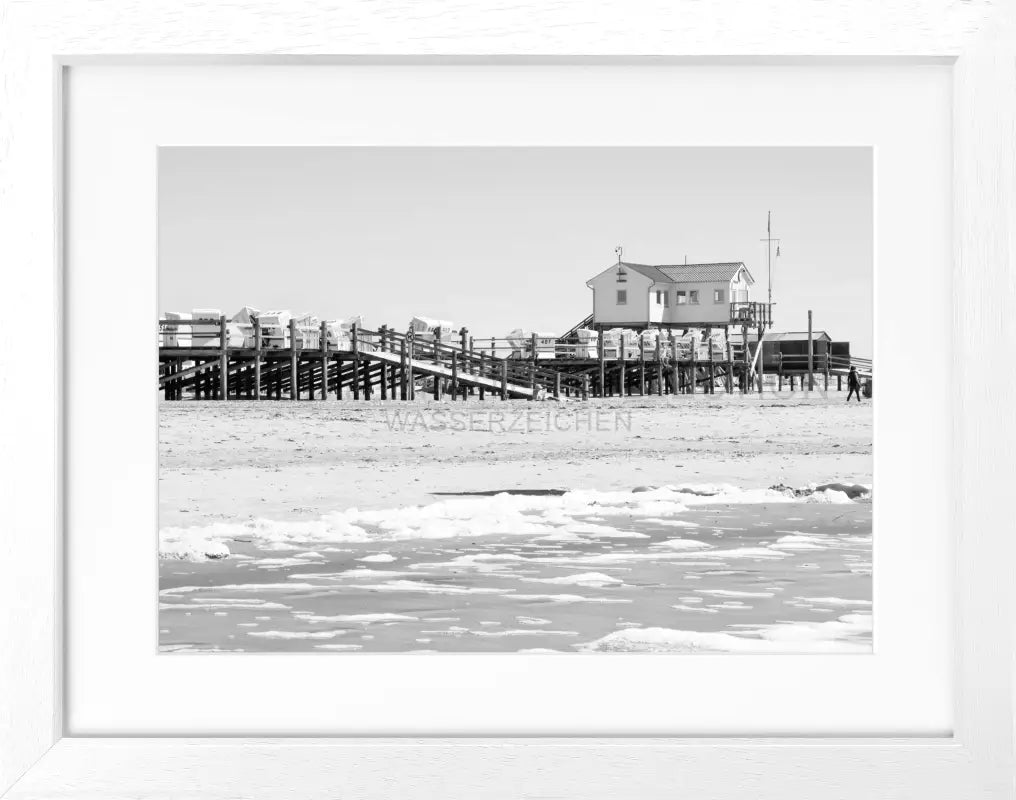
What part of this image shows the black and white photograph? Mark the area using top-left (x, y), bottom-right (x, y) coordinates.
top-left (157, 146), bottom-right (873, 654)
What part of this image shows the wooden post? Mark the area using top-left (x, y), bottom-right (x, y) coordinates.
top-left (807, 310), bottom-right (815, 391)
top-left (501, 360), bottom-right (508, 401)
top-left (741, 323), bottom-right (749, 395)
top-left (451, 351), bottom-right (459, 400)
top-left (379, 325), bottom-right (388, 401)
top-left (617, 334), bottom-right (626, 395)
top-left (252, 316), bottom-right (262, 400)
top-left (838, 374), bottom-right (842, 391)
top-left (706, 327), bottom-right (715, 395)
top-left (319, 320), bottom-right (329, 400)
top-left (757, 323), bottom-right (764, 394)
top-left (790, 374), bottom-right (796, 391)
top-left (468, 336), bottom-right (475, 398)
top-left (824, 353), bottom-right (830, 391)
top-left (288, 318), bottom-right (298, 400)
top-left (581, 374), bottom-right (590, 400)
top-left (478, 352), bottom-right (486, 401)
top-left (597, 328), bottom-right (606, 398)
top-left (554, 371), bottom-right (561, 400)
top-left (670, 336), bottom-right (679, 394)
top-left (218, 315), bottom-right (228, 400)
top-left (725, 329), bottom-right (733, 393)
top-left (406, 332), bottom-right (415, 401)
top-left (654, 333), bottom-right (663, 396)
top-left (350, 324), bottom-right (360, 400)
top-left (638, 334), bottom-right (646, 396)
top-left (399, 337), bottom-right (408, 400)
top-left (777, 352), bottom-right (783, 391)
top-left (688, 331), bottom-right (697, 395)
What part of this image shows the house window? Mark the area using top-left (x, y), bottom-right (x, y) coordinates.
top-left (676, 291), bottom-right (687, 304)
top-left (655, 290), bottom-right (662, 305)
top-left (663, 291), bottom-right (670, 308)
top-left (617, 289), bottom-right (627, 305)
top-left (689, 290), bottom-right (699, 304)
top-left (714, 288), bottom-right (725, 303)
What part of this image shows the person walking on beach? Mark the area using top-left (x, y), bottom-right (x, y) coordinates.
top-left (846, 366), bottom-right (862, 402)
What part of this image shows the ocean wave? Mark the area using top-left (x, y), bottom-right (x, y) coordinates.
top-left (578, 613), bottom-right (872, 653)
top-left (160, 482), bottom-right (868, 561)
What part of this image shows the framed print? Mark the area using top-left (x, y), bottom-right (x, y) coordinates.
top-left (1, 1), bottom-right (1013, 798)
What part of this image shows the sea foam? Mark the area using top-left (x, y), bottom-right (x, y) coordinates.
top-left (160, 483), bottom-right (863, 560)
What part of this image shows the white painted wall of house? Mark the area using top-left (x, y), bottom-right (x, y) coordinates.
top-left (588, 265), bottom-right (755, 327)
top-left (587, 267), bottom-right (653, 326)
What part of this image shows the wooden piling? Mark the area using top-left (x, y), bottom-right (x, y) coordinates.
top-left (288, 318), bottom-right (298, 400)
top-left (379, 325), bottom-right (388, 401)
top-left (478, 352), bottom-right (486, 401)
top-left (741, 323), bottom-right (749, 395)
top-left (597, 328), bottom-right (606, 398)
top-left (654, 334), bottom-right (663, 396)
top-left (319, 320), bottom-right (329, 400)
top-left (669, 336), bottom-right (679, 394)
top-left (689, 331), bottom-right (697, 395)
top-left (554, 371), bottom-right (561, 400)
top-left (777, 352), bottom-right (783, 391)
top-left (376, 326), bottom-right (386, 401)
top-left (807, 310), bottom-right (815, 391)
top-left (501, 360), bottom-right (508, 401)
top-left (725, 330), bottom-right (733, 393)
top-left (408, 332), bottom-right (416, 401)
top-left (218, 315), bottom-right (228, 401)
top-left (253, 317), bottom-right (262, 400)
top-left (706, 327), bottom-right (714, 394)
top-left (619, 335), bottom-right (626, 396)
top-left (351, 324), bottom-right (360, 401)
top-left (756, 323), bottom-right (764, 394)
top-left (638, 336), bottom-right (646, 396)
top-left (451, 351), bottom-right (459, 400)
top-left (399, 338), bottom-right (408, 400)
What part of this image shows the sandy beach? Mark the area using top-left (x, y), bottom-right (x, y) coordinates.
top-left (158, 394), bottom-right (872, 653)
top-left (160, 394), bottom-right (872, 528)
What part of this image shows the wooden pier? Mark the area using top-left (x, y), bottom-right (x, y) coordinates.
top-left (159, 314), bottom-right (871, 401)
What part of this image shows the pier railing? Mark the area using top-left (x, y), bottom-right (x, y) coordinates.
top-left (158, 316), bottom-right (871, 400)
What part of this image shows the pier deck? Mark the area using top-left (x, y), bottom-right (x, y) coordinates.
top-left (159, 316), bottom-right (871, 401)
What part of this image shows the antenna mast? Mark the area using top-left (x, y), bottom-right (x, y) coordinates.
top-left (759, 211), bottom-right (781, 329)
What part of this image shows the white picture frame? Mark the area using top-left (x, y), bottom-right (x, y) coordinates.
top-left (1, 1), bottom-right (1013, 797)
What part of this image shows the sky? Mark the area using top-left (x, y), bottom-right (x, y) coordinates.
top-left (159, 147), bottom-right (873, 355)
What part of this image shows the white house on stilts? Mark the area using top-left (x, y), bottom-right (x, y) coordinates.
top-left (585, 260), bottom-right (771, 331)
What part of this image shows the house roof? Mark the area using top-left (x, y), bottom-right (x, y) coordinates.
top-left (619, 263), bottom-right (673, 283)
top-left (766, 331), bottom-right (833, 342)
top-left (614, 261), bottom-right (752, 284)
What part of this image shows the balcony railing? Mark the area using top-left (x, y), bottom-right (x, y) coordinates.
top-left (729, 301), bottom-right (772, 327)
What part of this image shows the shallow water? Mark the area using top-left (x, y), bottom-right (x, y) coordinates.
top-left (160, 498), bottom-right (871, 653)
